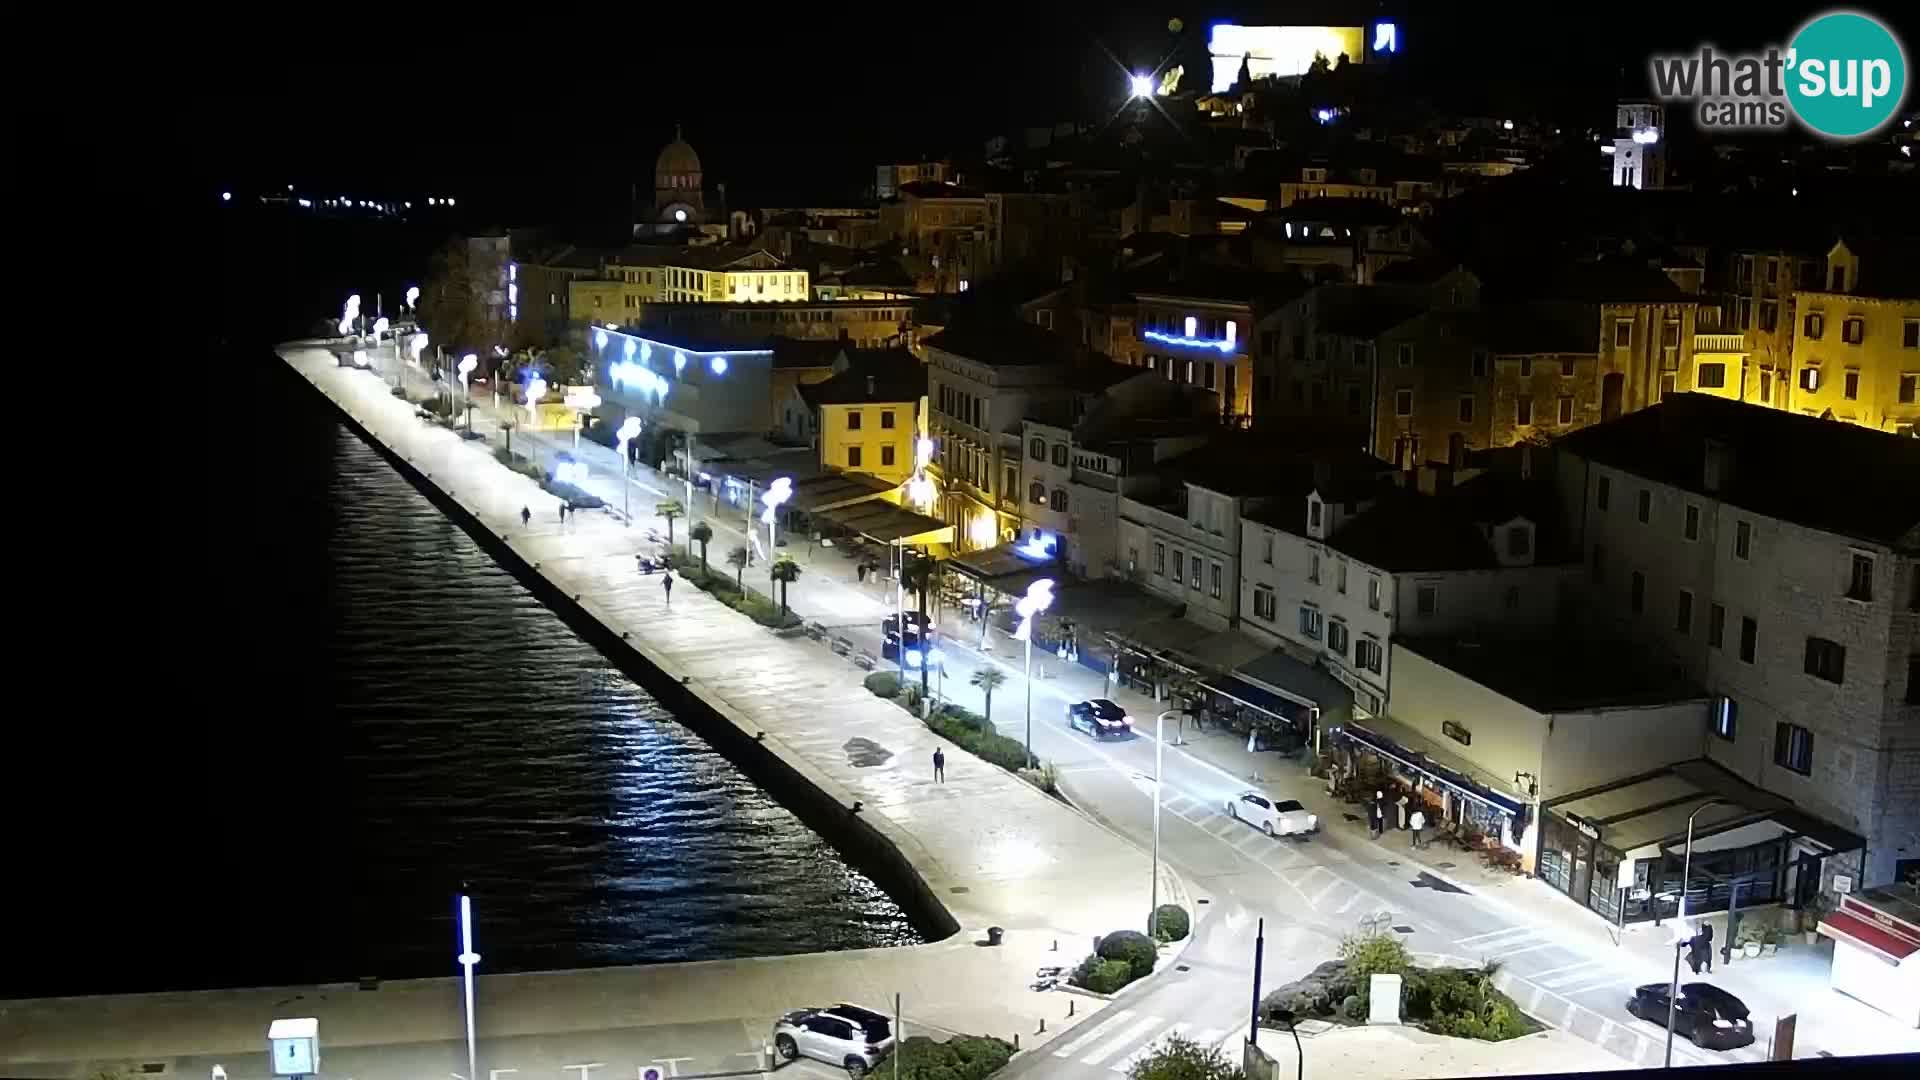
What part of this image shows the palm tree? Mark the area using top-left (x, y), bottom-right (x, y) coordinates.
top-left (657, 498), bottom-right (684, 551)
top-left (726, 544), bottom-right (750, 590)
top-left (689, 521), bottom-right (714, 577)
top-left (902, 551), bottom-right (940, 696)
top-left (971, 666), bottom-right (1007, 724)
top-left (770, 556), bottom-right (802, 615)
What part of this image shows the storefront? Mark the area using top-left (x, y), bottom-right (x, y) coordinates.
top-left (1818, 885), bottom-right (1920, 1027)
top-left (1332, 718), bottom-right (1531, 863)
top-left (1101, 631), bottom-right (1204, 702)
top-left (1539, 759), bottom-right (1864, 927)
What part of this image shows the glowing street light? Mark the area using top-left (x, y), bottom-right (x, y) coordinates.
top-left (457, 353), bottom-right (478, 433)
top-left (1665, 800), bottom-right (1728, 1067)
top-left (338, 293), bottom-right (361, 338)
top-left (1013, 578), bottom-right (1056, 764)
top-left (616, 416), bottom-right (643, 524)
top-left (408, 332), bottom-right (428, 363)
top-left (455, 892), bottom-right (480, 1080)
top-left (1129, 73), bottom-right (1155, 98)
top-left (526, 375), bottom-right (547, 429)
top-left (221, 191), bottom-right (232, 202)
top-left (404, 285), bottom-right (419, 311)
top-left (903, 436), bottom-right (937, 511)
top-left (761, 476), bottom-right (792, 576)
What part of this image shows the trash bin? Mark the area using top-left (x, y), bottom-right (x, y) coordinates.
top-left (987, 926), bottom-right (1004, 946)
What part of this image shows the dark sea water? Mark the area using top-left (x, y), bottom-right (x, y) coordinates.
top-left (0, 209), bottom-right (915, 999)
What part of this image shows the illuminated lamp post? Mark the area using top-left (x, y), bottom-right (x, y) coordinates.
top-left (1129, 73), bottom-right (1155, 98)
top-left (1013, 578), bottom-right (1056, 765)
top-left (404, 285), bottom-right (419, 315)
top-left (761, 476), bottom-right (792, 587)
top-left (458, 354), bottom-right (478, 433)
top-left (616, 416), bottom-right (643, 525)
top-left (455, 891), bottom-right (480, 1080)
top-left (526, 375), bottom-right (547, 430)
top-left (1665, 799), bottom-right (1728, 1068)
top-left (338, 293), bottom-right (361, 338)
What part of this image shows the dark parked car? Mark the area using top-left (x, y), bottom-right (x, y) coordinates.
top-left (1066, 699), bottom-right (1132, 738)
top-left (1625, 981), bottom-right (1755, 1050)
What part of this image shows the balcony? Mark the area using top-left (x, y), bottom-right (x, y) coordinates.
top-left (1694, 333), bottom-right (1746, 353)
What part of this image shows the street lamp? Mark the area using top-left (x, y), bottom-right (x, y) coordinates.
top-left (761, 476), bottom-right (792, 578)
top-left (616, 417), bottom-right (643, 525)
top-left (904, 436), bottom-right (936, 511)
top-left (1149, 708), bottom-right (1180, 938)
top-left (338, 293), bottom-right (361, 338)
top-left (1012, 578), bottom-right (1056, 765)
top-left (1665, 799), bottom-right (1728, 1068)
top-left (1269, 1009), bottom-right (1304, 1080)
top-left (526, 375), bottom-right (547, 430)
top-left (456, 891), bottom-right (481, 1080)
top-left (404, 285), bottom-right (419, 313)
top-left (1129, 73), bottom-right (1155, 98)
top-left (457, 354), bottom-right (478, 434)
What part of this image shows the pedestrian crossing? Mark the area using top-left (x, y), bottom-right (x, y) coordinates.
top-left (1052, 1008), bottom-right (1227, 1073)
top-left (1153, 792), bottom-right (1399, 924)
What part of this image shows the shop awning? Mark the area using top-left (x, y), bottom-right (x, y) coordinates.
top-left (813, 500), bottom-right (953, 545)
top-left (1819, 912), bottom-right (1919, 963)
top-left (947, 543), bottom-right (1057, 597)
top-left (1549, 759), bottom-right (1865, 860)
top-left (1340, 720), bottom-right (1527, 817)
top-left (788, 471), bottom-right (897, 513)
top-left (1200, 673), bottom-right (1313, 725)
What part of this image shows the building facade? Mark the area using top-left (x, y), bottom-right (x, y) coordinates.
top-left (1786, 240), bottom-right (1920, 436)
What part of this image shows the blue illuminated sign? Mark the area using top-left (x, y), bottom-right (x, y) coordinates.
top-left (1143, 329), bottom-right (1237, 353)
top-left (1373, 22), bottom-right (1398, 54)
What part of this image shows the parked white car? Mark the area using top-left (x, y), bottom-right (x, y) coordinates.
top-left (772, 1004), bottom-right (895, 1078)
top-left (1227, 791), bottom-right (1318, 837)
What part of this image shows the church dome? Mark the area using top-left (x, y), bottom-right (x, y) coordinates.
top-left (656, 133), bottom-right (702, 181)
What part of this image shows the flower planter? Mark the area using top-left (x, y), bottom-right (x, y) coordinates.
top-left (1805, 930), bottom-right (1820, 946)
top-left (1743, 942), bottom-right (1762, 959)
top-left (1761, 943), bottom-right (1777, 957)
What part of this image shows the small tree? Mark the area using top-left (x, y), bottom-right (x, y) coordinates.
top-left (903, 551), bottom-right (940, 696)
top-left (689, 521), bottom-right (714, 576)
top-left (1126, 1034), bottom-right (1245, 1080)
top-left (971, 666), bottom-right (1007, 722)
top-left (657, 498), bottom-right (684, 551)
top-left (770, 556), bottom-right (802, 615)
top-left (726, 545), bottom-right (750, 589)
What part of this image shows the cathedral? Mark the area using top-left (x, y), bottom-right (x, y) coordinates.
top-left (646, 127), bottom-right (705, 234)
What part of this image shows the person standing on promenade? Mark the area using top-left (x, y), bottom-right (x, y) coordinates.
top-left (663, 572), bottom-right (673, 604)
top-left (521, 505), bottom-right (531, 527)
top-left (933, 747), bottom-right (946, 782)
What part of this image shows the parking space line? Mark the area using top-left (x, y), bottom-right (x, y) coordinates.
top-left (1455, 926), bottom-right (1536, 947)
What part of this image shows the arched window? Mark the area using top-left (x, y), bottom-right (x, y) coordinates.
top-left (1051, 489), bottom-right (1069, 512)
top-left (1029, 481), bottom-right (1046, 504)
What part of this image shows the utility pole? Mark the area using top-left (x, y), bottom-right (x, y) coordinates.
top-left (1250, 917), bottom-right (1265, 1044)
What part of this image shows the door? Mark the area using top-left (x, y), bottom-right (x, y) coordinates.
top-left (1602, 372), bottom-right (1625, 421)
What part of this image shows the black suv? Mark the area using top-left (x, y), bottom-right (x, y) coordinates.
top-left (1625, 981), bottom-right (1755, 1050)
top-left (1067, 699), bottom-right (1132, 738)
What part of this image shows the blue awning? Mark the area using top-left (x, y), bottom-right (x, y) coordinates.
top-left (1200, 674), bottom-right (1313, 727)
top-left (1340, 722), bottom-right (1526, 817)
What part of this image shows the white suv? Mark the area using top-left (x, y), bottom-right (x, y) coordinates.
top-left (772, 1004), bottom-right (895, 1077)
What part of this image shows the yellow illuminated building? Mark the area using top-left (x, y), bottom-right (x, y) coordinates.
top-left (1788, 241), bottom-right (1920, 436)
top-left (569, 247), bottom-right (809, 321)
top-left (799, 357), bottom-right (929, 486)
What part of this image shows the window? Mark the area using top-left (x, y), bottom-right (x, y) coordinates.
top-left (1697, 362), bottom-right (1727, 388)
top-left (1051, 443), bottom-right (1068, 467)
top-left (1843, 369), bottom-right (1860, 400)
top-left (1734, 520), bottom-right (1752, 559)
top-left (1298, 606), bottom-right (1323, 640)
top-left (1336, 560), bottom-right (1348, 594)
top-left (1630, 570), bottom-right (1646, 613)
top-left (1709, 603), bottom-right (1726, 648)
top-left (1637, 489), bottom-right (1651, 524)
top-left (1846, 553), bottom-right (1874, 602)
top-left (1328, 620), bottom-right (1349, 656)
top-left (1561, 355), bottom-right (1576, 376)
top-left (1591, 543), bottom-right (1606, 583)
top-left (1128, 547), bottom-right (1138, 573)
top-left (1516, 395), bottom-right (1533, 425)
top-left (1614, 319), bottom-right (1633, 348)
top-left (1684, 505), bottom-right (1700, 541)
top-left (1262, 533), bottom-right (1274, 564)
top-left (881, 445), bottom-right (896, 467)
top-left (1676, 589), bottom-right (1694, 634)
top-left (1457, 396), bottom-right (1474, 422)
top-left (1803, 312), bottom-right (1824, 340)
top-left (1154, 542), bottom-right (1166, 575)
top-left (1309, 501), bottom-right (1322, 530)
top-left (1209, 561), bottom-right (1222, 598)
top-left (1029, 437), bottom-right (1044, 460)
top-left (1663, 322), bottom-right (1681, 349)
top-left (1739, 616), bottom-right (1758, 663)
top-left (1395, 389), bottom-right (1413, 417)
top-left (1051, 488), bottom-right (1068, 512)
top-left (1759, 301), bottom-right (1778, 333)
top-left (1507, 525), bottom-right (1531, 558)
top-left (1416, 584), bottom-right (1437, 616)
top-left (1761, 370), bottom-right (1774, 403)
top-left (1597, 475), bottom-right (1611, 510)
top-left (1397, 344), bottom-right (1414, 367)
top-left (1309, 552), bottom-right (1322, 584)
top-left (1905, 319), bottom-right (1919, 349)
top-left (1558, 395), bottom-right (1574, 424)
top-left (1774, 722), bottom-right (1814, 775)
top-left (1520, 356), bottom-right (1534, 377)
top-left (1660, 373), bottom-right (1677, 400)
top-left (1029, 481), bottom-right (1045, 504)
top-left (1804, 637), bottom-right (1846, 684)
top-left (1801, 366), bottom-right (1821, 393)
top-left (1356, 637), bottom-right (1383, 674)
top-left (1190, 556), bottom-right (1203, 590)
top-left (844, 409), bottom-right (864, 432)
top-left (1367, 576), bottom-right (1382, 611)
top-left (1842, 317), bottom-right (1864, 345)
top-left (1004, 464), bottom-right (1016, 497)
top-left (881, 410), bottom-right (895, 430)
top-left (1253, 586), bottom-right (1276, 621)
top-left (1471, 349), bottom-right (1490, 377)
top-left (1172, 550), bottom-right (1184, 582)
top-left (1713, 697), bottom-right (1737, 741)
top-left (1901, 374), bottom-right (1918, 404)
top-left (847, 446), bottom-right (863, 467)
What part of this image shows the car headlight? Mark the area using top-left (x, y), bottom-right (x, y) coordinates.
top-left (1308, 814), bottom-right (1318, 829)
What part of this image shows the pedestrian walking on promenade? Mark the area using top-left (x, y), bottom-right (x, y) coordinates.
top-left (1410, 807), bottom-right (1426, 849)
top-left (559, 502), bottom-right (568, 523)
top-left (857, 563), bottom-right (868, 583)
top-left (520, 505), bottom-right (531, 527)
top-left (663, 572), bottom-right (673, 603)
top-left (933, 747), bottom-right (946, 782)
top-left (1367, 802), bottom-right (1382, 840)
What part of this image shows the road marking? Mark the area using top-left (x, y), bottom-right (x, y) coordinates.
top-left (1112, 1022), bottom-right (1192, 1073)
top-left (1496, 940), bottom-right (1561, 958)
top-left (1081, 1014), bottom-right (1166, 1066)
top-left (1192, 1027), bottom-right (1228, 1049)
top-left (1164, 794), bottom-right (1197, 815)
top-left (1053, 1010), bottom-right (1140, 1058)
top-left (1527, 959), bottom-right (1599, 983)
top-left (1547, 973), bottom-right (1627, 997)
top-left (1454, 925), bottom-right (1536, 947)
top-left (1334, 890), bottom-right (1366, 914)
top-left (1309, 878), bottom-right (1345, 907)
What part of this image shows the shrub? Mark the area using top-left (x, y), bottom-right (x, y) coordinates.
top-left (1402, 966), bottom-right (1536, 1041)
top-left (926, 707), bottom-right (1032, 771)
top-left (1152, 904), bottom-right (1191, 943)
top-left (1080, 958), bottom-right (1136, 994)
top-left (865, 672), bottom-right (902, 698)
top-left (872, 1034), bottom-right (1014, 1080)
top-left (1124, 1033), bottom-right (1246, 1080)
top-left (1099, 929), bottom-right (1159, 979)
top-left (1020, 762), bottom-right (1059, 796)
